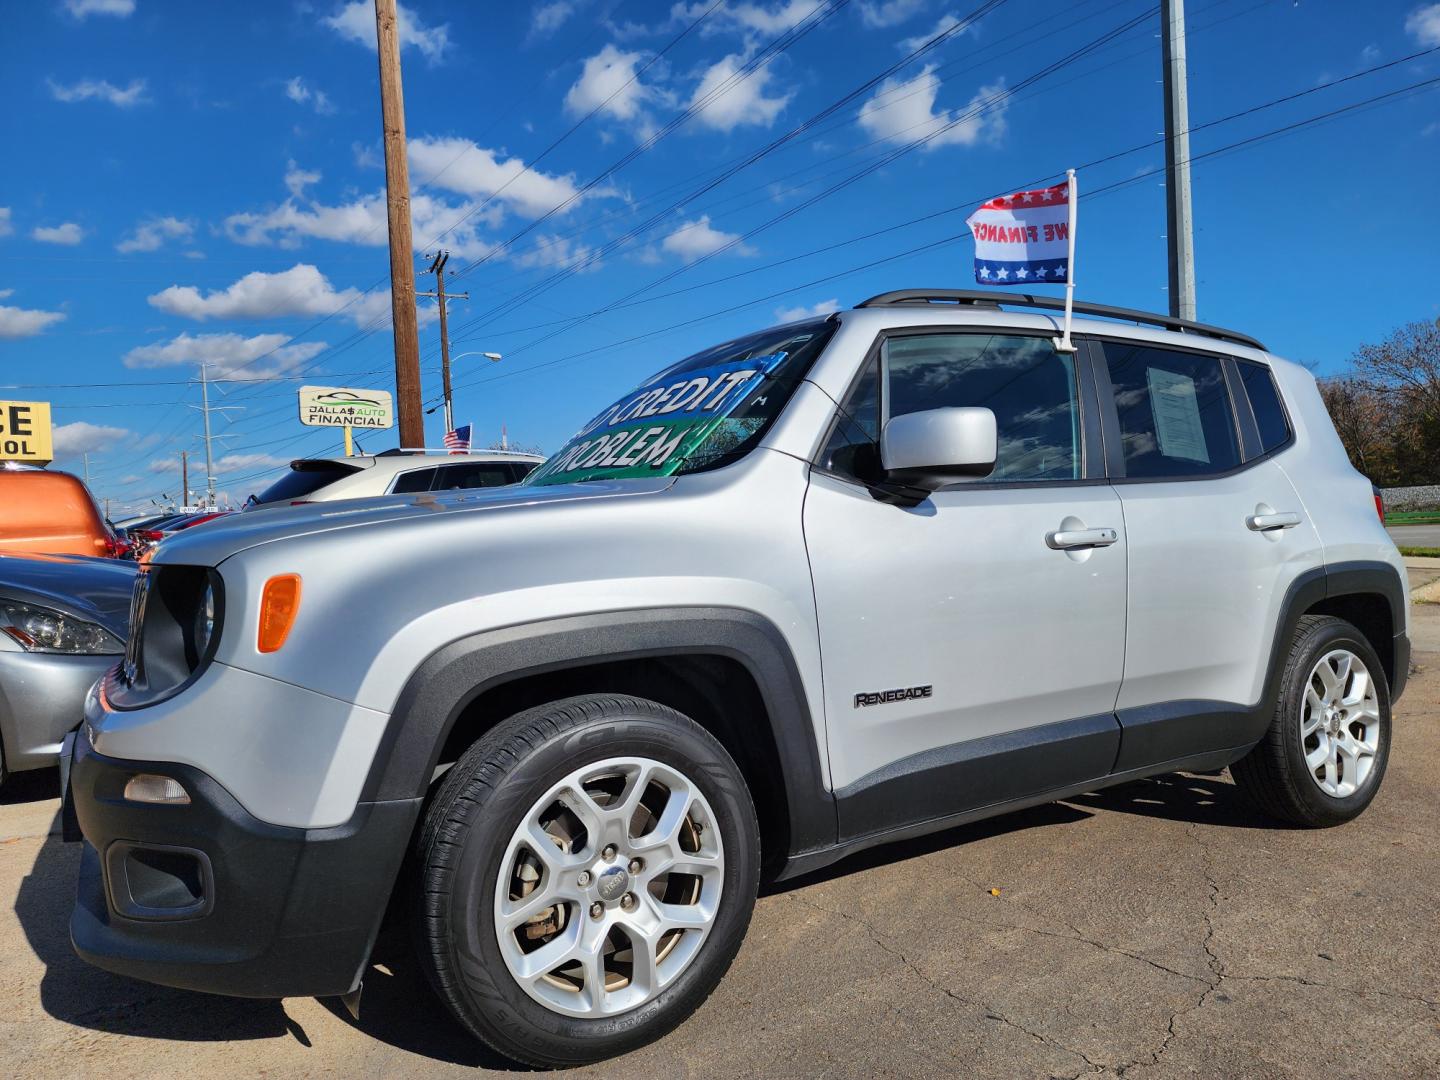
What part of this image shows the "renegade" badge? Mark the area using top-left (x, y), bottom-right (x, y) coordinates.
top-left (854, 685), bottom-right (933, 708)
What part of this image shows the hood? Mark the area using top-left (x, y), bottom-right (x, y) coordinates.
top-left (0, 553), bottom-right (138, 638)
top-left (151, 477), bottom-right (675, 567)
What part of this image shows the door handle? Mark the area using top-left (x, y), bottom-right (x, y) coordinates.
top-left (1046, 527), bottom-right (1119, 551)
top-left (1246, 511), bottom-right (1301, 532)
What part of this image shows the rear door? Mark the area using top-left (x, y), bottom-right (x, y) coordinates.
top-left (1091, 338), bottom-right (1324, 769)
top-left (804, 328), bottom-right (1128, 841)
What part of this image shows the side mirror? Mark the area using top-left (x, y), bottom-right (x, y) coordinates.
top-left (880, 407), bottom-right (997, 490)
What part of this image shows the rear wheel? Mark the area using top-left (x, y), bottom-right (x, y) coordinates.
top-left (410, 694), bottom-right (759, 1067)
top-left (1232, 615), bottom-right (1391, 826)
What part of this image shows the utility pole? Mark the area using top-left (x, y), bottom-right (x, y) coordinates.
top-left (1161, 0), bottom-right (1197, 320)
top-left (374, 0), bottom-right (424, 450)
top-left (181, 450), bottom-right (189, 508)
top-left (189, 363), bottom-right (242, 509)
top-left (83, 452), bottom-right (91, 489)
top-left (418, 250), bottom-right (469, 435)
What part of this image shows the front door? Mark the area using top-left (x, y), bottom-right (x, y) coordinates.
top-left (803, 329), bottom-right (1128, 841)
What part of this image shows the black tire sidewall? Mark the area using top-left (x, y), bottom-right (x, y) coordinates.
top-left (1278, 623), bottom-right (1391, 824)
top-left (438, 705), bottom-right (758, 1064)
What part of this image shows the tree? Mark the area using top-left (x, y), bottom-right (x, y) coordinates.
top-left (1322, 320), bottom-right (1440, 487)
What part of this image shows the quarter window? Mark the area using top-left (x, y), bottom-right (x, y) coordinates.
top-left (390, 467), bottom-right (437, 493)
top-left (1236, 359), bottom-right (1291, 454)
top-left (1101, 343), bottom-right (1241, 478)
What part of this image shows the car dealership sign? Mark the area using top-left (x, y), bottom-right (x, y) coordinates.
top-left (0, 400), bottom-right (53, 463)
top-left (298, 386), bottom-right (394, 429)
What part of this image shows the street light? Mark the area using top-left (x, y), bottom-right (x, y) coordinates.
top-left (429, 351), bottom-right (503, 430)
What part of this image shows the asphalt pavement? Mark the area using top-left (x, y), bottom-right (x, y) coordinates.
top-left (1389, 523), bottom-right (1440, 549)
top-left (4, 605), bottom-right (1439, 1078)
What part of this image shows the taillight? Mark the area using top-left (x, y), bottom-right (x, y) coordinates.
top-left (135, 529), bottom-right (163, 542)
top-left (289, 500), bottom-right (312, 506)
top-left (1373, 492), bottom-right (1385, 523)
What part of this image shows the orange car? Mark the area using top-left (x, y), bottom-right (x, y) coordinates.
top-left (0, 468), bottom-right (125, 558)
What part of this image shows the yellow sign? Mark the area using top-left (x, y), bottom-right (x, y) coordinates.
top-left (0, 400), bottom-right (52, 463)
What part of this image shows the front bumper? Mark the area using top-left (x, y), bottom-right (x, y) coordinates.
top-left (67, 726), bottom-right (420, 999)
top-left (0, 649), bottom-right (113, 772)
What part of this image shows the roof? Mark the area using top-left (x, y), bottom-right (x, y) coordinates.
top-left (854, 289), bottom-right (1265, 352)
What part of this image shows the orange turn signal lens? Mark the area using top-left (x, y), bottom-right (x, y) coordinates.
top-left (257, 574), bottom-right (302, 653)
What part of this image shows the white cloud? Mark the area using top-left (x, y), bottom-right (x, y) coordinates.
top-left (284, 76), bottom-right (335, 115)
top-left (672, 1), bottom-right (820, 36)
top-left (857, 69), bottom-right (1008, 149)
top-left (124, 331), bottom-right (330, 381)
top-left (46, 76), bottom-right (147, 107)
top-left (1407, 4), bottom-right (1440, 45)
top-left (63, 0), bottom-right (135, 18)
top-left (0, 299), bottom-right (66, 339)
top-left (0, 208), bottom-right (11, 238)
top-left (409, 135), bottom-right (597, 218)
top-left (54, 422), bottom-right (130, 459)
top-left (688, 54), bottom-right (792, 131)
top-left (858, 0), bottom-right (926, 27)
top-left (352, 141), bottom-right (381, 169)
top-left (323, 1), bottom-right (451, 63)
top-left (661, 215), bottom-right (754, 261)
top-left (284, 161), bottom-right (322, 199)
top-left (899, 13), bottom-right (965, 51)
top-left (775, 297), bottom-right (838, 322)
top-left (513, 234), bottom-right (599, 273)
top-left (116, 216), bottom-right (193, 253)
top-left (147, 264), bottom-right (394, 328)
top-left (32, 222), bottom-right (84, 245)
top-left (565, 44), bottom-right (666, 126)
top-left (223, 190), bottom-right (498, 260)
top-left (214, 452), bottom-right (290, 473)
top-left (532, 0), bottom-right (576, 35)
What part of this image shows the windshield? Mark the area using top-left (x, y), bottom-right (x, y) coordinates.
top-left (251, 460), bottom-right (361, 505)
top-left (525, 318), bottom-right (836, 487)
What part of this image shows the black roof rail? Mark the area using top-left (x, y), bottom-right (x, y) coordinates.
top-left (853, 289), bottom-right (1266, 352)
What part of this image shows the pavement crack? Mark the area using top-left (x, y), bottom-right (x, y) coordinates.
top-left (790, 893), bottom-right (1107, 1074)
top-left (1225, 972), bottom-right (1440, 1011)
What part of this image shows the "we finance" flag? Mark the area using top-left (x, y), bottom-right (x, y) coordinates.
top-left (965, 180), bottom-right (1073, 286)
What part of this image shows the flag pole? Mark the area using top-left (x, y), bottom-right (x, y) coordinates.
top-left (1056, 168), bottom-right (1078, 353)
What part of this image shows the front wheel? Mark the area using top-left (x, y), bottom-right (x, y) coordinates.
top-left (410, 694), bottom-right (759, 1067)
top-left (1232, 615), bottom-right (1391, 826)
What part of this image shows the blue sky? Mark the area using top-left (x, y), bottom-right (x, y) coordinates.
top-left (2, 0), bottom-right (1438, 513)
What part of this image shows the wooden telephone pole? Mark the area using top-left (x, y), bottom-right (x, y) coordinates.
top-left (419, 251), bottom-right (469, 435)
top-left (374, 0), bottom-right (424, 450)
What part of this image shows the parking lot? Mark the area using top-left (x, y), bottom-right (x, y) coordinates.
top-left (4, 592), bottom-right (1437, 1079)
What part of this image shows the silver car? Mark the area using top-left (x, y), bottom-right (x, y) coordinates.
top-left (0, 553), bottom-right (132, 783)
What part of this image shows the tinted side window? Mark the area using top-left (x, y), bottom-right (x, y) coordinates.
top-left (391, 467), bottom-right (437, 493)
top-left (510, 462), bottom-right (538, 483)
top-left (819, 355), bottom-right (882, 481)
top-left (1101, 343), bottom-right (1240, 478)
top-left (434, 463), bottom-right (514, 490)
top-left (887, 333), bottom-right (1080, 482)
top-left (1236, 359), bottom-right (1291, 454)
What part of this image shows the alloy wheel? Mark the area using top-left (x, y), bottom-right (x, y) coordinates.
top-left (493, 756), bottom-right (724, 1018)
top-left (1300, 648), bottom-right (1382, 799)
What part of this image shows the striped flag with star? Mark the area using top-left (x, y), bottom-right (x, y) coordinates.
top-left (965, 181), bottom-right (1072, 286)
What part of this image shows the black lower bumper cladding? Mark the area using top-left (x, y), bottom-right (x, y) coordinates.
top-left (66, 727), bottom-right (421, 999)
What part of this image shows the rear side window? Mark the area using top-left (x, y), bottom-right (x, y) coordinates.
top-left (433, 463), bottom-right (514, 490)
top-left (1100, 343), bottom-right (1241, 479)
top-left (1236, 359), bottom-right (1292, 453)
top-left (390, 467), bottom-right (437, 493)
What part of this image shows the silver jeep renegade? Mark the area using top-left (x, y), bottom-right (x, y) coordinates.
top-left (67, 290), bottom-right (1409, 1066)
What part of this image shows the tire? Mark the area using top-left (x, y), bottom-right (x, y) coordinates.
top-left (409, 694), bottom-right (760, 1068)
top-left (1232, 615), bottom-right (1391, 827)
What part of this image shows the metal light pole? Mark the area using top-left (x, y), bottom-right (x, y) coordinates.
top-left (1161, 0), bottom-right (1197, 320)
top-left (425, 352), bottom-right (502, 430)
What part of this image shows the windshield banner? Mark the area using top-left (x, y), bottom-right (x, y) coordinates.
top-left (528, 354), bottom-right (786, 486)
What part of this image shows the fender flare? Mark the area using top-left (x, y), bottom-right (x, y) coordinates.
top-left (360, 606), bottom-right (836, 858)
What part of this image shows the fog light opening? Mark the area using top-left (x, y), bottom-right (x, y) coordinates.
top-left (123, 774), bottom-right (191, 805)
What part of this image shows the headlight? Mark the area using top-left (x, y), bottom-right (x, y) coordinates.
top-left (0, 600), bottom-right (123, 655)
